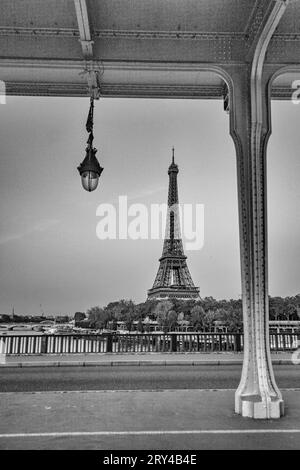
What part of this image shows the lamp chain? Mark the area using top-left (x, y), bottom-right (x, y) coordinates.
top-left (86, 96), bottom-right (94, 148)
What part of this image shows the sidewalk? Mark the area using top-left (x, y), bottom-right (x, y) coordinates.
top-left (0, 352), bottom-right (293, 367)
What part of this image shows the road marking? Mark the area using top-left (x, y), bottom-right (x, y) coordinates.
top-left (1, 388), bottom-right (300, 395)
top-left (0, 388), bottom-right (237, 395)
top-left (0, 429), bottom-right (300, 438)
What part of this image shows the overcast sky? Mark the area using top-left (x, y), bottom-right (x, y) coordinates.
top-left (0, 96), bottom-right (299, 315)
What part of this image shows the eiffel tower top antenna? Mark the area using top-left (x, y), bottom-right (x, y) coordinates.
top-left (172, 146), bottom-right (175, 164)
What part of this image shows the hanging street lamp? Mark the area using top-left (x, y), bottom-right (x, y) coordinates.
top-left (77, 97), bottom-right (103, 192)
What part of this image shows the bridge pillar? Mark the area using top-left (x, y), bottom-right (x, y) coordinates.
top-left (226, 0), bottom-right (289, 419)
top-left (229, 70), bottom-right (284, 418)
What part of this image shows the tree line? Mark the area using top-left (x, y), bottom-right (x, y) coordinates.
top-left (74, 294), bottom-right (300, 332)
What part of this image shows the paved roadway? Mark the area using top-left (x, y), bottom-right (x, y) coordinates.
top-left (0, 364), bottom-right (299, 450)
top-left (1, 387), bottom-right (300, 450)
top-left (0, 364), bottom-right (299, 392)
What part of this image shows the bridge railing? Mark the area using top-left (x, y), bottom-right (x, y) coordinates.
top-left (0, 334), bottom-right (107, 355)
top-left (0, 332), bottom-right (298, 355)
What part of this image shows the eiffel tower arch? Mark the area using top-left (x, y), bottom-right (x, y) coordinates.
top-left (148, 149), bottom-right (200, 301)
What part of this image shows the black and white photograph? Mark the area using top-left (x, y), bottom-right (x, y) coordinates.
top-left (0, 0), bottom-right (299, 456)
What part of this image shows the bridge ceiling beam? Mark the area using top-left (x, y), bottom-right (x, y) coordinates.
top-left (244, 0), bottom-right (275, 58)
top-left (74, 0), bottom-right (94, 58)
top-left (73, 0), bottom-right (102, 98)
top-left (0, 0), bottom-right (299, 99)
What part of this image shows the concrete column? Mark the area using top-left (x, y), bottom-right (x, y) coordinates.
top-left (226, 0), bottom-right (289, 419)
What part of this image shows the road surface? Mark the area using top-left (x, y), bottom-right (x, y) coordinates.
top-left (0, 363), bottom-right (299, 450)
top-left (0, 364), bottom-right (299, 392)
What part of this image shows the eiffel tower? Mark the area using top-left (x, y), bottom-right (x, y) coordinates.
top-left (148, 148), bottom-right (200, 300)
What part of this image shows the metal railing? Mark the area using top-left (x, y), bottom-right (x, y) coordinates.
top-left (0, 334), bottom-right (107, 355)
top-left (0, 332), bottom-right (298, 355)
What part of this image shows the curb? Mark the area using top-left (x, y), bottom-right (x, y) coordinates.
top-left (0, 359), bottom-right (292, 368)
